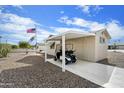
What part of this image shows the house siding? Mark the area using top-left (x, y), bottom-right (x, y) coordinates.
top-left (95, 32), bottom-right (108, 61)
top-left (46, 31), bottom-right (109, 62)
top-left (66, 36), bottom-right (96, 62)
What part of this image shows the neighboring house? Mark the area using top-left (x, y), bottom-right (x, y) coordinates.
top-left (45, 28), bottom-right (111, 62)
top-left (108, 43), bottom-right (124, 50)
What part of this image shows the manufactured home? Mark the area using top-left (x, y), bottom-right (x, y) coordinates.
top-left (45, 29), bottom-right (111, 71)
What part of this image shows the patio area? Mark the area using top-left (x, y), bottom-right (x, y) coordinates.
top-left (46, 58), bottom-right (124, 88)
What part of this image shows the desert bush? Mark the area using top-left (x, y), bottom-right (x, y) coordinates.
top-left (19, 41), bottom-right (29, 48)
top-left (11, 45), bottom-right (18, 49)
top-left (0, 44), bottom-right (11, 58)
top-left (0, 48), bottom-right (8, 57)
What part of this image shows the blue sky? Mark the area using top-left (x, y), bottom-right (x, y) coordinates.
top-left (0, 5), bottom-right (124, 45)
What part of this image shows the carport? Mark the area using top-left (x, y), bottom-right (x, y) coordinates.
top-left (44, 31), bottom-right (124, 88)
top-left (45, 31), bottom-right (95, 72)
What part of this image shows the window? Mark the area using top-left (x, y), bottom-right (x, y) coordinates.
top-left (50, 42), bottom-right (55, 49)
top-left (100, 37), bottom-right (105, 44)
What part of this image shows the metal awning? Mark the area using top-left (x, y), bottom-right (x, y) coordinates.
top-left (47, 31), bottom-right (95, 41)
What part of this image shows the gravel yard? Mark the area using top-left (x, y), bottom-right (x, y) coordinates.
top-left (0, 52), bottom-right (101, 88)
top-left (108, 50), bottom-right (124, 68)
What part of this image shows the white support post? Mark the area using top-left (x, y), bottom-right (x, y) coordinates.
top-left (45, 41), bottom-right (47, 62)
top-left (62, 35), bottom-right (65, 72)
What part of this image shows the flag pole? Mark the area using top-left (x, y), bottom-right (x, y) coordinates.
top-left (0, 36), bottom-right (2, 49)
top-left (35, 25), bottom-right (37, 54)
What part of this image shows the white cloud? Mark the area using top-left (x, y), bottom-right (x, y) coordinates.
top-left (78, 5), bottom-right (90, 14)
top-left (60, 11), bottom-right (64, 14)
top-left (93, 6), bottom-right (103, 12)
top-left (12, 5), bottom-right (23, 10)
top-left (0, 12), bottom-right (54, 44)
top-left (0, 6), bottom-right (4, 13)
top-left (0, 9), bottom-right (2, 13)
top-left (71, 17), bottom-right (91, 27)
top-left (58, 16), bottom-right (105, 29)
top-left (50, 27), bottom-right (86, 33)
top-left (58, 16), bottom-right (124, 39)
top-left (106, 20), bottom-right (124, 39)
top-left (0, 13), bottom-right (36, 26)
top-left (0, 23), bottom-right (26, 34)
top-left (89, 22), bottom-right (105, 31)
top-left (77, 5), bottom-right (103, 16)
top-left (58, 16), bottom-right (73, 25)
top-left (0, 12), bottom-right (38, 37)
top-left (36, 28), bottom-right (56, 41)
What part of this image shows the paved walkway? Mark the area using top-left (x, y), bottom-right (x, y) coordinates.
top-left (47, 59), bottom-right (124, 88)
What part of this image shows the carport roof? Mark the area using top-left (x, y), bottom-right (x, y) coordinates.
top-left (47, 30), bottom-right (95, 41)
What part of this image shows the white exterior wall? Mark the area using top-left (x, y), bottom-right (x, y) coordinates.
top-left (66, 36), bottom-right (96, 62)
top-left (95, 32), bottom-right (108, 61)
top-left (46, 31), bottom-right (109, 62)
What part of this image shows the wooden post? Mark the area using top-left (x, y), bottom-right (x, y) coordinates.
top-left (45, 41), bottom-right (47, 62)
top-left (62, 35), bottom-right (65, 72)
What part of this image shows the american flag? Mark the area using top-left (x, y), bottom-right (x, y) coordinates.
top-left (27, 28), bottom-right (36, 33)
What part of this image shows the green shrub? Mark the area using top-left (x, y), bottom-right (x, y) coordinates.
top-left (0, 45), bottom-right (11, 58)
top-left (1, 48), bottom-right (8, 57)
top-left (19, 41), bottom-right (29, 48)
top-left (0, 47), bottom-right (10, 58)
top-left (11, 45), bottom-right (18, 49)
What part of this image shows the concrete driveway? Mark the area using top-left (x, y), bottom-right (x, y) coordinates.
top-left (47, 59), bottom-right (124, 88)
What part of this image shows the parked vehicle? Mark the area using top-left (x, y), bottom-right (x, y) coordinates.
top-left (54, 49), bottom-right (77, 65)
